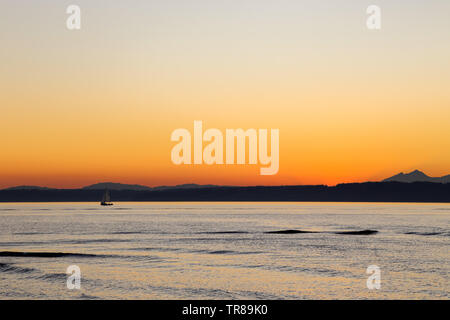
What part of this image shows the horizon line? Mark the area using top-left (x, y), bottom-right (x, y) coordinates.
top-left (1, 169), bottom-right (449, 190)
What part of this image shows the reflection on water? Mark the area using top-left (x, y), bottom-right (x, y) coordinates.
top-left (0, 202), bottom-right (448, 299)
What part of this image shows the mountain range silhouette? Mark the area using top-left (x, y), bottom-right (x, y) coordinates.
top-left (383, 170), bottom-right (450, 183)
top-left (0, 170), bottom-right (448, 202)
top-left (3, 170), bottom-right (448, 191)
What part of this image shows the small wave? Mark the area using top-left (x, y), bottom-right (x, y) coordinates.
top-left (0, 239), bottom-right (132, 246)
top-left (14, 232), bottom-right (51, 235)
top-left (197, 231), bottom-right (250, 234)
top-left (207, 250), bottom-right (263, 255)
top-left (0, 262), bottom-right (35, 274)
top-left (110, 231), bottom-right (146, 235)
top-left (0, 251), bottom-right (99, 258)
top-left (208, 250), bottom-right (235, 254)
top-left (265, 230), bottom-right (318, 234)
top-left (64, 239), bottom-right (132, 244)
top-left (36, 273), bottom-right (67, 281)
top-left (0, 241), bottom-right (48, 246)
top-left (404, 231), bottom-right (443, 236)
top-left (180, 237), bottom-right (251, 242)
top-left (129, 247), bottom-right (182, 253)
top-left (334, 230), bottom-right (378, 235)
top-left (78, 293), bottom-right (100, 300)
top-left (129, 247), bottom-right (263, 255)
top-left (265, 229), bottom-right (378, 235)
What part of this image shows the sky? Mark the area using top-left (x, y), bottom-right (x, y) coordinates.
top-left (0, 0), bottom-right (449, 188)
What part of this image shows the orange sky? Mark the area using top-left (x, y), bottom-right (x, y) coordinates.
top-left (0, 1), bottom-right (449, 189)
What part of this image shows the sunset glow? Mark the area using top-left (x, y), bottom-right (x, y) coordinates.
top-left (1, 0), bottom-right (449, 189)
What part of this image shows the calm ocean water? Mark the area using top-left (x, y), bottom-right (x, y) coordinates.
top-left (0, 202), bottom-right (448, 299)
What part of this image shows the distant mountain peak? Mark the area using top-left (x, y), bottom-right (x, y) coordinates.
top-left (2, 185), bottom-right (53, 191)
top-left (408, 169), bottom-right (427, 176)
top-left (383, 170), bottom-right (449, 183)
top-left (82, 182), bottom-right (152, 191)
top-left (81, 182), bottom-right (220, 191)
top-left (152, 183), bottom-right (219, 190)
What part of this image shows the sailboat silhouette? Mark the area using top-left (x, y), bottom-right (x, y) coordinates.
top-left (100, 189), bottom-right (113, 206)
